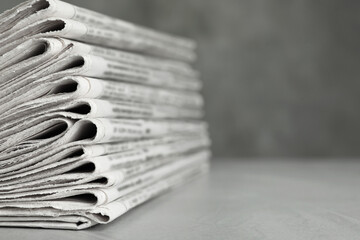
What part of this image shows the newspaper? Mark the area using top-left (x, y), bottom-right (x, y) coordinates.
top-left (0, 137), bottom-right (210, 187)
top-left (0, 76), bottom-right (204, 125)
top-left (0, 39), bottom-right (202, 104)
top-left (0, 0), bottom-right (196, 61)
top-left (0, 160), bottom-right (209, 230)
top-left (0, 99), bottom-right (204, 140)
top-left (0, 150), bottom-right (210, 201)
top-left (0, 0), bottom-right (211, 230)
top-left (0, 134), bottom-right (209, 174)
top-left (0, 38), bottom-right (202, 114)
top-left (0, 118), bottom-right (208, 157)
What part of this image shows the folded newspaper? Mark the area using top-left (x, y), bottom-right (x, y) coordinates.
top-left (0, 0), bottom-right (211, 230)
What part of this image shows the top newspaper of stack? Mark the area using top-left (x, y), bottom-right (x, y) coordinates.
top-left (0, 0), bottom-right (196, 62)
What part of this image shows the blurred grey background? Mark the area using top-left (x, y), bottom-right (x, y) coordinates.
top-left (1, 0), bottom-right (360, 158)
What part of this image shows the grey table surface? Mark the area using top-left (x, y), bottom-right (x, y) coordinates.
top-left (1, 159), bottom-right (360, 239)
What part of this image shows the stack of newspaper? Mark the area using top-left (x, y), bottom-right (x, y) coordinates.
top-left (0, 0), bottom-right (210, 230)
